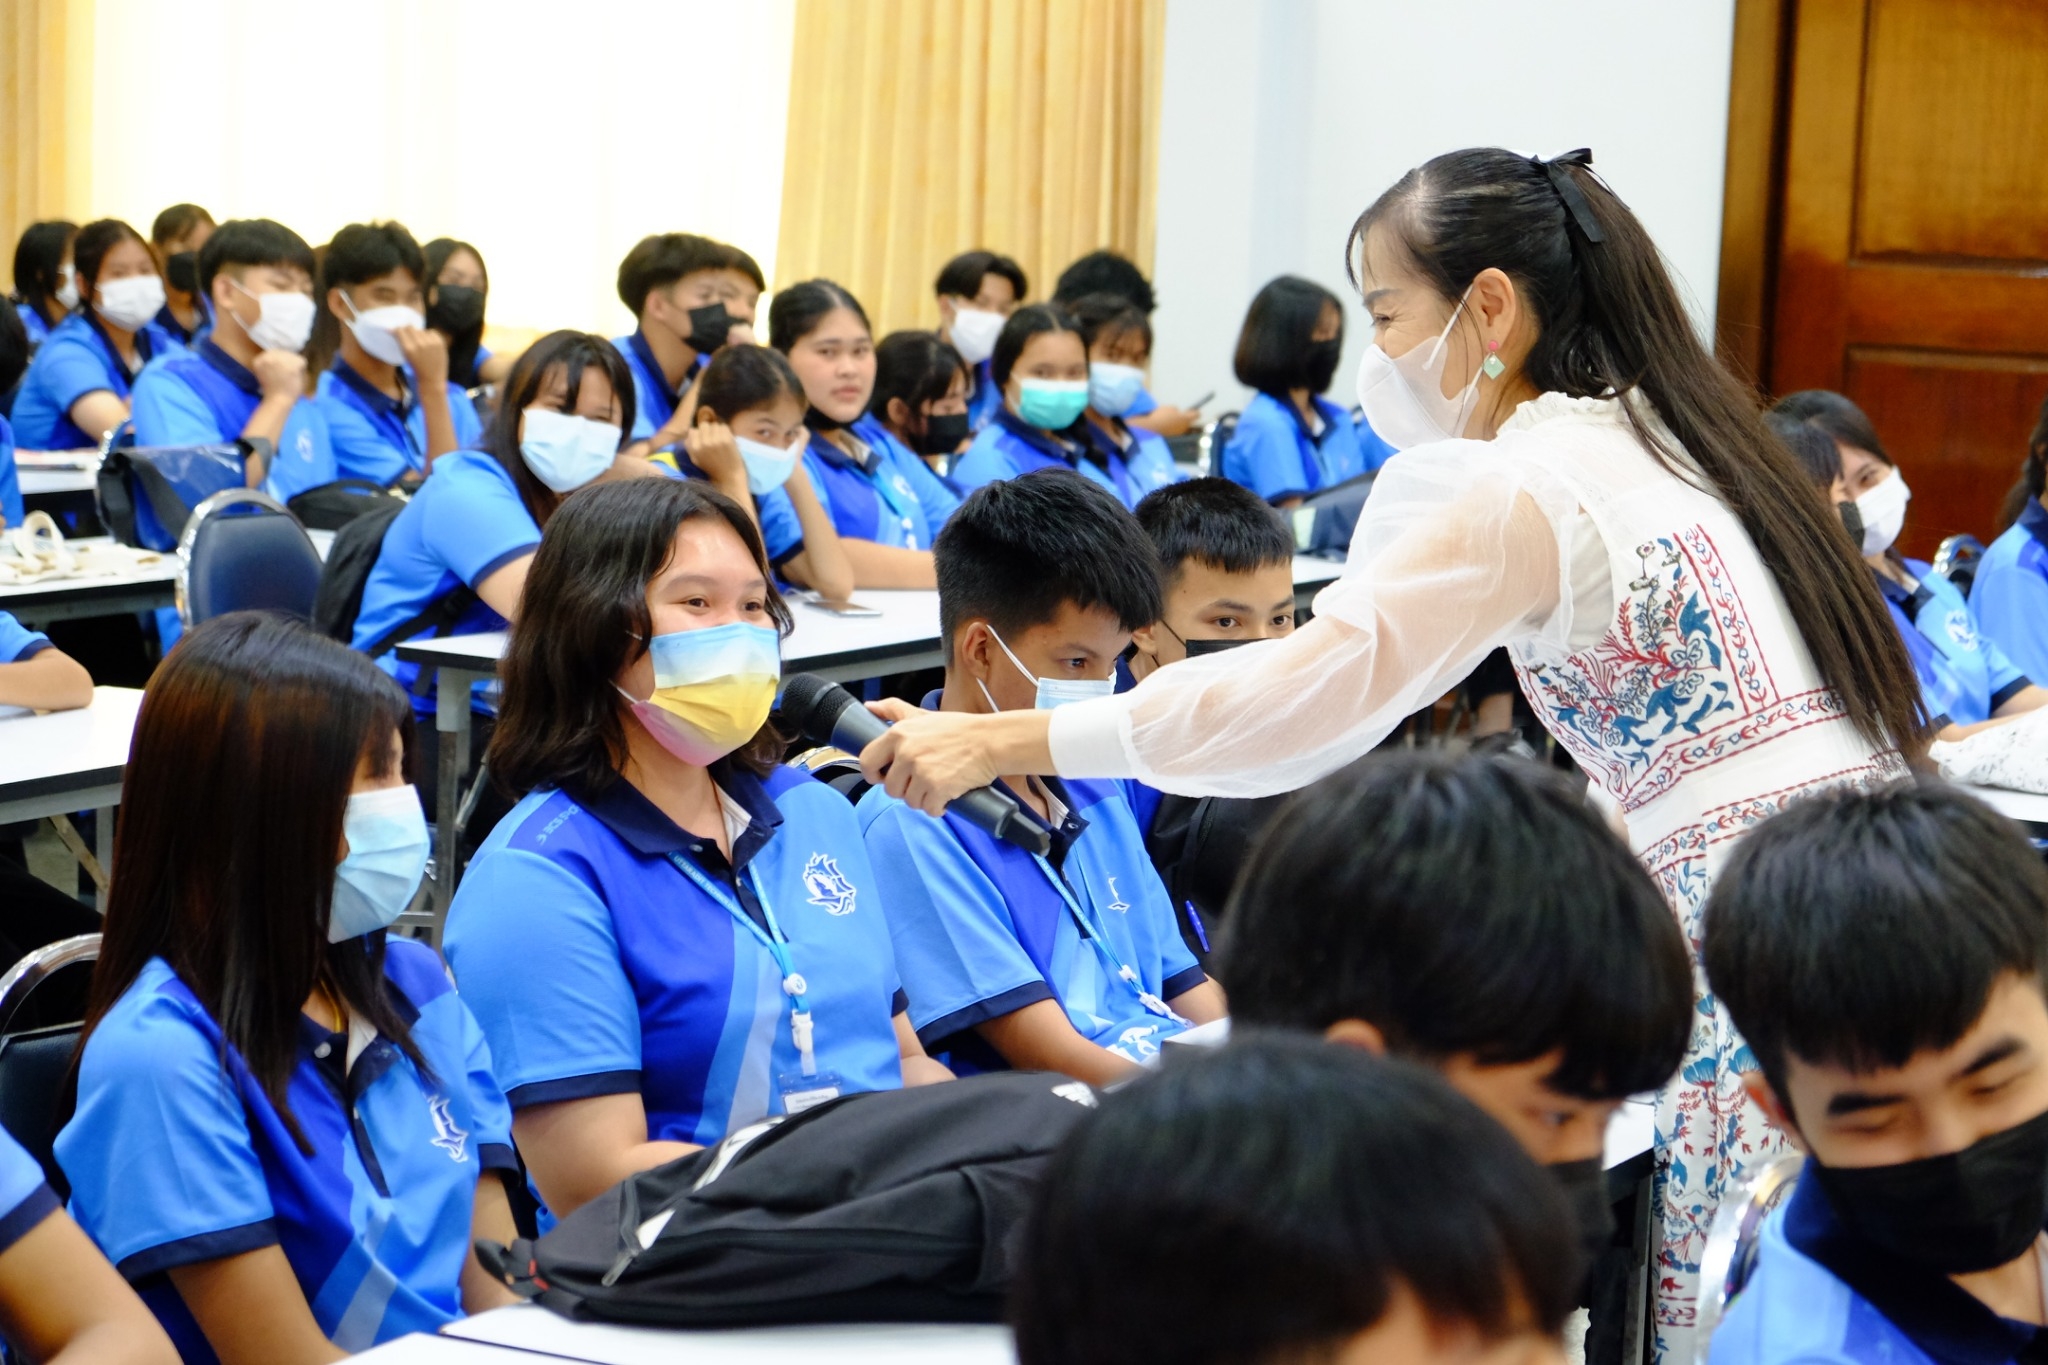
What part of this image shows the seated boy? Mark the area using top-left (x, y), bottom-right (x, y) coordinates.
top-left (1016, 1035), bottom-right (1576, 1365)
top-left (1702, 782), bottom-right (2048, 1364)
top-left (612, 232), bottom-right (764, 458)
top-left (128, 218), bottom-right (336, 504)
top-left (1049, 249), bottom-right (1200, 437)
top-left (859, 469), bottom-right (1226, 1084)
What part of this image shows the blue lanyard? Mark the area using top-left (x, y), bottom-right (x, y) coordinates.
top-left (848, 437), bottom-right (919, 545)
top-left (1029, 850), bottom-right (1187, 1025)
top-left (664, 851), bottom-right (821, 1076)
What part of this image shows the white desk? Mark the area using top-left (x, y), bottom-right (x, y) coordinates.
top-left (434, 1305), bottom-right (1014, 1365)
top-left (1961, 782), bottom-right (2048, 835)
top-left (18, 468), bottom-right (98, 498)
top-left (0, 687), bottom-right (143, 910)
top-left (0, 529), bottom-right (334, 627)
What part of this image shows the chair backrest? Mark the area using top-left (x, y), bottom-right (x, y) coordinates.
top-left (0, 934), bottom-right (99, 1033)
top-left (1934, 533), bottom-right (1988, 594)
top-left (1195, 411), bottom-right (1240, 477)
top-left (0, 935), bottom-right (99, 1189)
top-left (177, 488), bottom-right (324, 624)
top-left (1694, 1151), bottom-right (1804, 1359)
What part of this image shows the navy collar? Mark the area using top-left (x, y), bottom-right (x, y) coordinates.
top-left (1783, 1167), bottom-right (2046, 1364)
top-left (2019, 498), bottom-right (2048, 554)
top-left (85, 308), bottom-right (153, 374)
top-left (918, 689), bottom-right (1088, 867)
top-left (199, 337), bottom-right (262, 396)
top-left (155, 303), bottom-right (195, 346)
top-left (627, 328), bottom-right (700, 412)
top-left (572, 762), bottom-right (784, 875)
top-left (806, 427), bottom-right (875, 475)
top-left (1873, 566), bottom-right (1935, 617)
top-left (330, 354), bottom-right (416, 420)
top-left (993, 406), bottom-right (1103, 471)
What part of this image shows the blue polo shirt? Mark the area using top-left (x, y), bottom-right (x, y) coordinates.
top-left (14, 302), bottom-right (51, 350)
top-left (0, 1128), bottom-right (58, 1258)
top-left (952, 409), bottom-right (1158, 511)
top-left (802, 417), bottom-right (961, 550)
top-left (614, 330), bottom-right (703, 444)
top-left (1083, 416), bottom-right (1183, 501)
top-left (129, 338), bottom-right (337, 504)
top-left (445, 763), bottom-right (908, 1148)
top-left (10, 311), bottom-right (174, 451)
top-left (153, 302), bottom-right (208, 348)
top-left (1972, 500), bottom-right (2048, 690)
top-left (645, 447), bottom-right (809, 569)
top-left (314, 359), bottom-right (484, 487)
top-left (0, 610), bottom-right (52, 664)
top-left (964, 359), bottom-right (1001, 433)
top-left (57, 941), bottom-right (517, 1360)
top-left (857, 701), bottom-right (1205, 1069)
top-left (1221, 391), bottom-right (1392, 503)
top-left (1879, 559), bottom-right (2030, 730)
top-left (0, 415), bottom-right (20, 528)
top-left (351, 449), bottom-right (538, 716)
top-left (1710, 1171), bottom-right (2047, 1365)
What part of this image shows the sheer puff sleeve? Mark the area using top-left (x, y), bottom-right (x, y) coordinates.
top-left (1049, 444), bottom-right (1583, 797)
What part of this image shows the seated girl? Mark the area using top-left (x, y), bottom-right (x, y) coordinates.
top-left (10, 219), bottom-right (175, 451)
top-left (867, 330), bottom-right (973, 480)
top-left (444, 477), bottom-right (949, 1220)
top-left (771, 281), bottom-right (961, 589)
top-left (1065, 291), bottom-right (1183, 501)
top-left (58, 613), bottom-right (519, 1363)
top-left (1974, 392), bottom-right (2048, 686)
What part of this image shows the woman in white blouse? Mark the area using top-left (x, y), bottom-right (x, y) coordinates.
top-left (862, 147), bottom-right (1923, 1358)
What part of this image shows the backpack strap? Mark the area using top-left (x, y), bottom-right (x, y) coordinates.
top-left (360, 584), bottom-right (483, 688)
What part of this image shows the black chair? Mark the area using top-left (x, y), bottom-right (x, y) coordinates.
top-left (0, 935), bottom-right (98, 1188)
top-left (176, 488), bottom-right (324, 624)
top-left (1933, 533), bottom-right (1988, 596)
top-left (1195, 411), bottom-right (1240, 477)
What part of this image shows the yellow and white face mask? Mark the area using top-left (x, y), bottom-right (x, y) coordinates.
top-left (618, 622), bottom-right (781, 766)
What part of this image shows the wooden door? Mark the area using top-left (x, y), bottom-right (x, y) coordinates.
top-left (1765, 0), bottom-right (2048, 561)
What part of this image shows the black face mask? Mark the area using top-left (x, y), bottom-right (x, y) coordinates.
top-left (1182, 636), bottom-right (1254, 658)
top-left (1838, 499), bottom-right (1864, 547)
top-left (1811, 1107), bottom-right (2048, 1275)
top-left (1548, 1157), bottom-right (1617, 1279)
top-left (806, 405), bottom-right (849, 435)
top-left (428, 284), bottom-right (486, 336)
top-left (914, 410), bottom-right (971, 456)
top-left (685, 302), bottom-right (734, 354)
top-left (1303, 337), bottom-right (1343, 394)
top-left (164, 251), bottom-right (199, 295)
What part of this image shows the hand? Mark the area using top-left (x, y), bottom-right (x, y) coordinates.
top-left (858, 706), bottom-right (1019, 817)
top-left (396, 325), bottom-right (449, 390)
top-left (1134, 404), bottom-right (1201, 437)
top-left (725, 321), bottom-right (757, 348)
top-left (683, 420), bottom-right (744, 484)
top-left (250, 349), bottom-right (307, 402)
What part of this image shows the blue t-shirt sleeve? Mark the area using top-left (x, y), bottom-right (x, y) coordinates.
top-left (898, 446), bottom-right (962, 527)
top-left (419, 462), bottom-right (541, 588)
top-left (130, 366), bottom-right (227, 446)
top-left (259, 402), bottom-right (338, 503)
top-left (452, 995), bottom-right (518, 1167)
top-left (0, 1127), bottom-right (56, 1254)
top-left (448, 384), bottom-right (483, 449)
top-left (443, 849), bottom-right (643, 1106)
top-left (36, 335), bottom-right (119, 416)
top-left (1219, 402), bottom-right (1303, 502)
top-left (1126, 386), bottom-right (1158, 418)
top-left (753, 483), bottom-right (807, 567)
top-left (947, 432), bottom-right (1010, 496)
top-left (0, 611), bottom-right (52, 663)
top-left (1979, 630), bottom-right (2032, 709)
top-left (1973, 558), bottom-right (2048, 689)
top-left (0, 416), bottom-right (20, 528)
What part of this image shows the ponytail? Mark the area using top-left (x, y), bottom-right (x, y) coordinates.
top-left (1350, 148), bottom-right (1924, 757)
top-left (1998, 393), bottom-right (2048, 534)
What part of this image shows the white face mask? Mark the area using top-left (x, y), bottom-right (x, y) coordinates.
top-left (329, 785), bottom-right (430, 942)
top-left (95, 274), bottom-right (166, 331)
top-left (977, 624), bottom-right (1117, 712)
top-left (520, 406), bottom-right (622, 492)
top-left (54, 266), bottom-right (79, 311)
top-left (734, 433), bottom-right (802, 495)
top-left (1353, 287), bottom-right (1485, 451)
top-left (948, 307), bottom-right (1006, 366)
top-left (341, 291), bottom-right (424, 367)
top-left (228, 280), bottom-right (317, 353)
top-left (1854, 469), bottom-right (1911, 556)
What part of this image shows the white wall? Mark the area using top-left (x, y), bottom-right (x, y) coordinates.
top-left (1149, 0), bottom-right (1738, 416)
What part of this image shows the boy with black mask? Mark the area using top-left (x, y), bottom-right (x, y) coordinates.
top-left (1703, 782), bottom-right (2048, 1364)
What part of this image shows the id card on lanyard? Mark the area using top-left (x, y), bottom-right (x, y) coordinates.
top-left (664, 851), bottom-right (843, 1113)
top-left (1030, 850), bottom-right (1188, 1029)
top-left (855, 443), bottom-right (921, 549)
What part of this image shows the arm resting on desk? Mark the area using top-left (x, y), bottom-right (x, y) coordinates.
top-left (0, 648), bottom-right (93, 711)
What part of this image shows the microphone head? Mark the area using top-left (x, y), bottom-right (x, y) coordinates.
top-left (779, 672), bottom-right (859, 746)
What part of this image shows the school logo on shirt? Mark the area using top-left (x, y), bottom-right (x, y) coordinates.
top-left (802, 853), bottom-right (858, 916)
top-left (1105, 876), bottom-right (1131, 914)
top-left (1106, 1024), bottom-right (1164, 1062)
top-left (427, 1094), bottom-right (469, 1162)
top-left (1946, 615), bottom-right (1981, 651)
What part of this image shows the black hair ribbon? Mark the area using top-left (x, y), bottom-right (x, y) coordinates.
top-left (1537, 149), bottom-right (1607, 244)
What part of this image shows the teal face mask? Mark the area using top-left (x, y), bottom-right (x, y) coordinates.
top-left (1015, 378), bottom-right (1089, 431)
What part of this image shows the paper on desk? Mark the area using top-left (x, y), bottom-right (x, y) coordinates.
top-left (1930, 705), bottom-right (2048, 794)
top-left (445, 1305), bottom-right (1016, 1365)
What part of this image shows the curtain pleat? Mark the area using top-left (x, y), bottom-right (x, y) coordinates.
top-left (1, 0), bottom-right (95, 284)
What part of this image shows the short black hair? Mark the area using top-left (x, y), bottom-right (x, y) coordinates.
top-left (1134, 477), bottom-right (1294, 583)
top-left (1063, 290), bottom-right (1152, 358)
top-left (615, 233), bottom-right (765, 316)
top-left (149, 203), bottom-right (214, 248)
top-left (1052, 249), bottom-right (1154, 313)
top-left (11, 220), bottom-right (77, 314)
top-left (869, 330), bottom-right (968, 420)
top-left (0, 298), bottom-right (28, 393)
top-left (990, 302), bottom-right (1083, 390)
top-left (72, 219), bottom-right (150, 294)
top-left (934, 250), bottom-right (1027, 302)
top-left (1013, 1036), bottom-right (1579, 1365)
top-left (767, 279), bottom-right (870, 353)
top-left (197, 219), bottom-right (316, 301)
top-left (697, 344), bottom-right (805, 425)
top-left (1233, 275), bottom-right (1344, 395)
top-left (1765, 411), bottom-right (1842, 490)
top-left (1703, 781), bottom-right (2048, 1112)
top-left (935, 469), bottom-right (1163, 659)
top-left (1223, 751), bottom-right (1692, 1099)
top-left (1771, 389), bottom-right (1893, 467)
top-left (321, 221), bottom-right (425, 294)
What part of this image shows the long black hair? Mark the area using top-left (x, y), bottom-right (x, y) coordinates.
top-left (482, 330), bottom-right (636, 530)
top-left (1350, 148), bottom-right (1922, 756)
top-left (10, 220), bottom-right (77, 327)
top-left (424, 238), bottom-right (489, 388)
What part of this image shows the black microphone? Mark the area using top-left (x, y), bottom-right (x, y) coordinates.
top-left (781, 673), bottom-right (1053, 857)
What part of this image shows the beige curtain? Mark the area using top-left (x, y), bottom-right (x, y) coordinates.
top-left (1, 0), bottom-right (94, 290)
top-left (776, 0), bottom-right (1164, 338)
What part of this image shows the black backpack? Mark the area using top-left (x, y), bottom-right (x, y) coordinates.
top-left (311, 499), bottom-right (477, 660)
top-left (286, 478), bottom-right (402, 531)
top-left (475, 1071), bottom-right (1099, 1327)
top-left (1143, 792), bottom-right (1291, 964)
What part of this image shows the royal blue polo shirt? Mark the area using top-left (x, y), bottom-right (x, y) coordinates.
top-left (10, 311), bottom-right (174, 451)
top-left (1710, 1170), bottom-right (2048, 1365)
top-left (0, 610), bottom-right (52, 664)
top-left (1879, 560), bottom-right (2031, 730)
top-left (645, 448), bottom-right (808, 570)
top-left (153, 302), bottom-right (208, 348)
top-left (1972, 500), bottom-right (2048, 690)
top-left (14, 302), bottom-right (50, 350)
top-left (857, 696), bottom-right (1205, 1069)
top-left (129, 338), bottom-right (337, 504)
top-left (0, 1127), bottom-right (59, 1259)
top-left (445, 763), bottom-right (908, 1148)
top-left (1221, 391), bottom-right (1393, 504)
top-left (1084, 415), bottom-right (1183, 501)
top-left (964, 359), bottom-right (1001, 433)
top-left (802, 417), bottom-right (961, 550)
top-left (58, 941), bottom-right (517, 1359)
top-left (952, 408), bottom-right (1158, 511)
top-left (0, 415), bottom-right (21, 528)
top-left (351, 449), bottom-right (537, 717)
top-left (614, 330), bottom-right (704, 444)
top-left (314, 358), bottom-right (484, 487)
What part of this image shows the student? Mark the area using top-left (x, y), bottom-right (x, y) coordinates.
top-left (771, 280), bottom-right (961, 588)
top-left (1701, 783), bottom-right (2048, 1365)
top-left (933, 250), bottom-right (1026, 432)
top-left (869, 330), bottom-right (972, 478)
top-left (1975, 392), bottom-right (2048, 688)
top-left (0, 608), bottom-right (102, 963)
top-left (57, 613), bottom-right (519, 1362)
top-left (859, 471), bottom-right (1225, 1084)
top-left (1050, 249), bottom-right (1201, 438)
top-left (1772, 393), bottom-right (2048, 741)
top-left (423, 238), bottom-right (513, 389)
top-left (1015, 1037), bottom-right (1577, 1365)
top-left (11, 220), bottom-right (173, 451)
top-left (1066, 291), bottom-right (1182, 501)
top-left (128, 218), bottom-right (337, 503)
top-left (0, 311), bottom-right (24, 519)
top-left (444, 478), bottom-right (947, 1219)
top-left (1222, 274), bottom-right (1393, 506)
top-left (311, 221), bottom-right (481, 488)
top-left (9, 220), bottom-right (76, 351)
top-left (613, 232), bottom-right (764, 457)
top-left (148, 204), bottom-right (214, 346)
top-left (0, 609), bottom-right (92, 712)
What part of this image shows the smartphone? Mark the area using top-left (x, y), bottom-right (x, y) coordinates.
top-left (805, 598), bottom-right (885, 618)
top-left (1185, 391), bottom-right (1215, 411)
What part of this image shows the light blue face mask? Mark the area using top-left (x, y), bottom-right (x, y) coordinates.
top-left (329, 785), bottom-right (430, 942)
top-left (1088, 362), bottom-right (1146, 418)
top-left (734, 434), bottom-right (802, 495)
top-left (979, 625), bottom-right (1117, 711)
top-left (1015, 378), bottom-right (1090, 431)
top-left (521, 407), bottom-right (622, 493)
